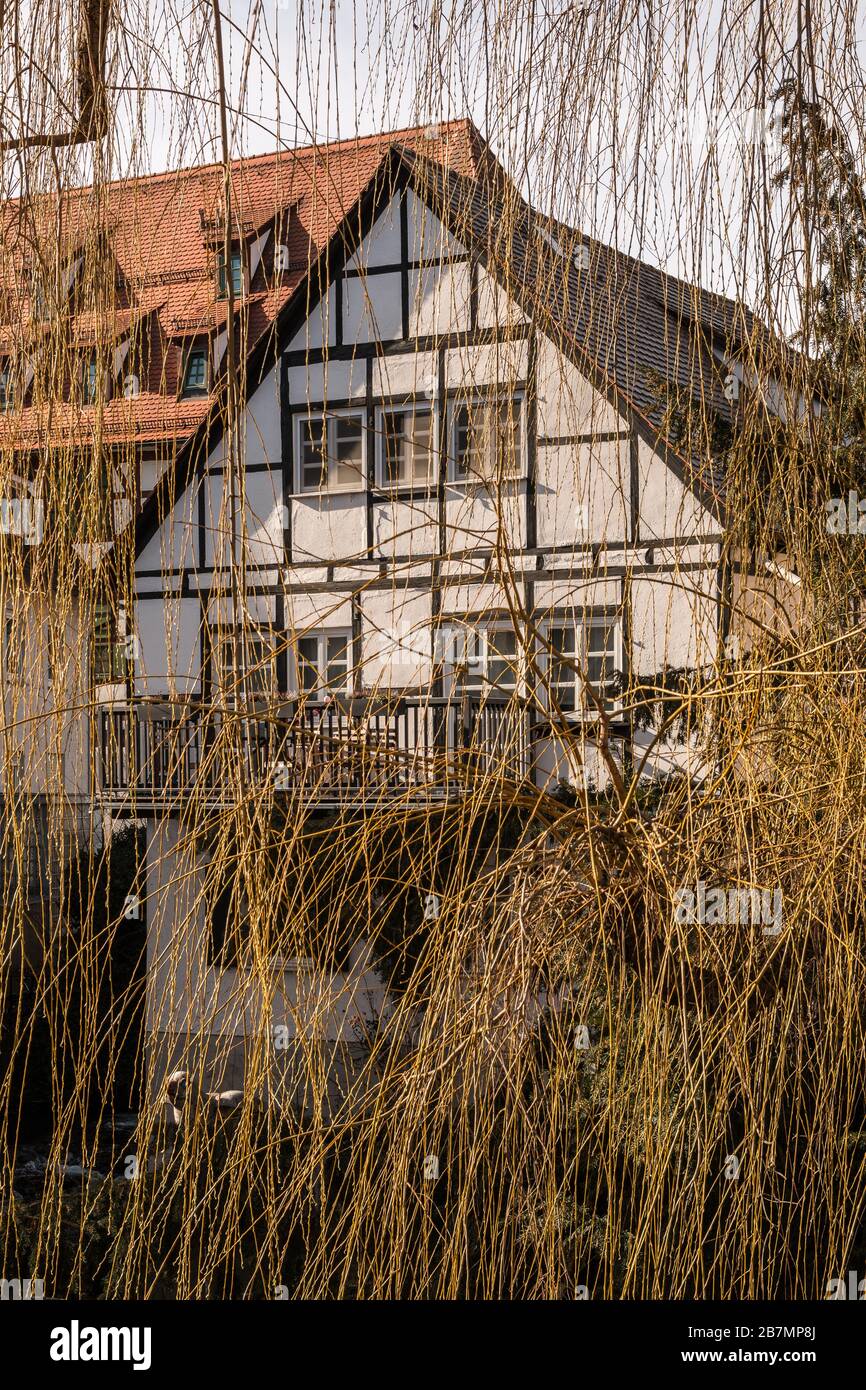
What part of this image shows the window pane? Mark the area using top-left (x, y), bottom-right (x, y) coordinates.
top-left (215, 632), bottom-right (240, 693)
top-left (218, 250), bottom-right (243, 298)
top-left (301, 414), bottom-right (364, 491)
top-left (453, 403), bottom-right (479, 478)
top-left (549, 624), bottom-right (577, 710)
top-left (247, 635), bottom-right (276, 695)
top-left (495, 400), bottom-right (521, 475)
top-left (586, 620), bottom-right (614, 653)
top-left (82, 357), bottom-right (98, 404)
top-left (296, 632), bottom-right (351, 697)
top-left (207, 871), bottom-right (249, 969)
top-left (300, 419), bottom-right (327, 490)
top-left (584, 620), bottom-right (617, 709)
top-left (92, 606), bottom-right (126, 684)
top-left (297, 637), bottom-right (319, 693)
top-left (4, 617), bottom-right (23, 684)
top-left (0, 369), bottom-right (13, 411)
top-left (487, 628), bottom-right (519, 693)
top-left (382, 412), bottom-right (403, 484)
top-left (333, 414), bottom-right (364, 488)
top-left (550, 625), bottom-right (575, 656)
top-left (325, 634), bottom-right (350, 689)
top-left (451, 627), bottom-right (484, 692)
top-left (449, 625), bottom-right (520, 695)
top-left (408, 411), bottom-right (433, 481)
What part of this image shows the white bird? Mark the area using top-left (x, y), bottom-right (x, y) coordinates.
top-left (166, 1070), bottom-right (245, 1125)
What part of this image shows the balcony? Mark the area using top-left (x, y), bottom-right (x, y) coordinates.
top-left (96, 694), bottom-right (533, 804)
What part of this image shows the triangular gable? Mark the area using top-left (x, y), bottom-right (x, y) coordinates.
top-left (135, 137), bottom-right (756, 554)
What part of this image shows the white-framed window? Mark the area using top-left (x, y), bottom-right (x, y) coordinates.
top-left (294, 628), bottom-right (353, 699)
top-left (180, 342), bottom-right (209, 399)
top-left (31, 275), bottom-right (50, 321)
top-left (81, 352), bottom-right (107, 406)
top-left (448, 395), bottom-right (522, 484)
top-left (91, 603), bottom-right (132, 688)
top-left (212, 627), bottom-right (277, 700)
top-left (376, 403), bottom-right (436, 488)
top-left (216, 247), bottom-right (245, 300)
top-left (436, 618), bottom-right (522, 698)
top-left (544, 612), bottom-right (621, 714)
top-left (297, 410), bottom-right (365, 493)
top-left (0, 363), bottom-right (14, 412)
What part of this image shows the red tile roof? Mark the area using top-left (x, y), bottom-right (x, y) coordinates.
top-left (0, 119), bottom-right (489, 452)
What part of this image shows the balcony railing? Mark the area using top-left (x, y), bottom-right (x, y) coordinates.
top-left (96, 694), bottom-right (531, 799)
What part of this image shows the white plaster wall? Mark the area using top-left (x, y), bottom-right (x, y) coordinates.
top-left (443, 339), bottom-right (528, 390)
top-left (345, 192), bottom-right (402, 269)
top-left (444, 482), bottom-right (525, 553)
top-left (207, 365), bottom-right (282, 469)
top-left (536, 438), bottom-right (630, 549)
top-left (533, 578), bottom-right (621, 610)
top-left (287, 284), bottom-right (337, 352)
top-left (146, 819), bottom-right (392, 1048)
top-left (291, 494), bottom-right (367, 563)
top-left (136, 471), bottom-right (200, 574)
top-left (535, 332), bottom-right (621, 437)
top-left (286, 357), bottom-right (367, 407)
top-left (139, 456), bottom-right (172, 501)
top-left (361, 588), bottom-right (433, 686)
top-left (373, 497), bottom-right (438, 558)
top-left (1, 597), bottom-right (89, 796)
top-left (730, 561), bottom-right (804, 650)
top-left (341, 271), bottom-right (402, 343)
top-left (532, 728), bottom-right (620, 792)
top-left (203, 470), bottom-right (231, 573)
top-left (202, 592), bottom-right (277, 627)
top-left (244, 470), bottom-right (284, 570)
top-left (145, 815), bottom-right (210, 1036)
top-left (134, 595), bottom-right (201, 697)
top-left (409, 262), bottom-right (472, 337)
top-left (439, 579), bottom-right (525, 615)
top-left (405, 188), bottom-right (465, 261)
top-left (630, 570), bottom-right (719, 676)
top-left (371, 349), bottom-right (437, 400)
top-left (284, 592), bottom-right (353, 634)
top-left (476, 267), bottom-right (527, 330)
top-left (637, 434), bottom-right (718, 540)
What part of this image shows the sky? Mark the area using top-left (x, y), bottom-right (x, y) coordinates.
top-left (5, 0), bottom-right (866, 327)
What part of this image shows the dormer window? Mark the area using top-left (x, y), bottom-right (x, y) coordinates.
top-left (31, 276), bottom-right (50, 321)
top-left (0, 364), bottom-right (14, 412)
top-left (216, 248), bottom-right (244, 300)
top-left (80, 352), bottom-right (109, 406)
top-left (81, 353), bottom-right (99, 405)
top-left (180, 342), bottom-right (209, 398)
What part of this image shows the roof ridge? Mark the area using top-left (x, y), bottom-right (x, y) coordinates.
top-left (9, 118), bottom-right (483, 203)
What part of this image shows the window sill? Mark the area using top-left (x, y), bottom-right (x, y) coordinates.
top-left (445, 475), bottom-right (524, 491)
top-left (373, 484), bottom-right (438, 501)
top-left (293, 486), bottom-right (367, 500)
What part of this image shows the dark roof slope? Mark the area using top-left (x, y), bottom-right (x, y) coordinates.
top-left (407, 149), bottom-right (799, 512)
